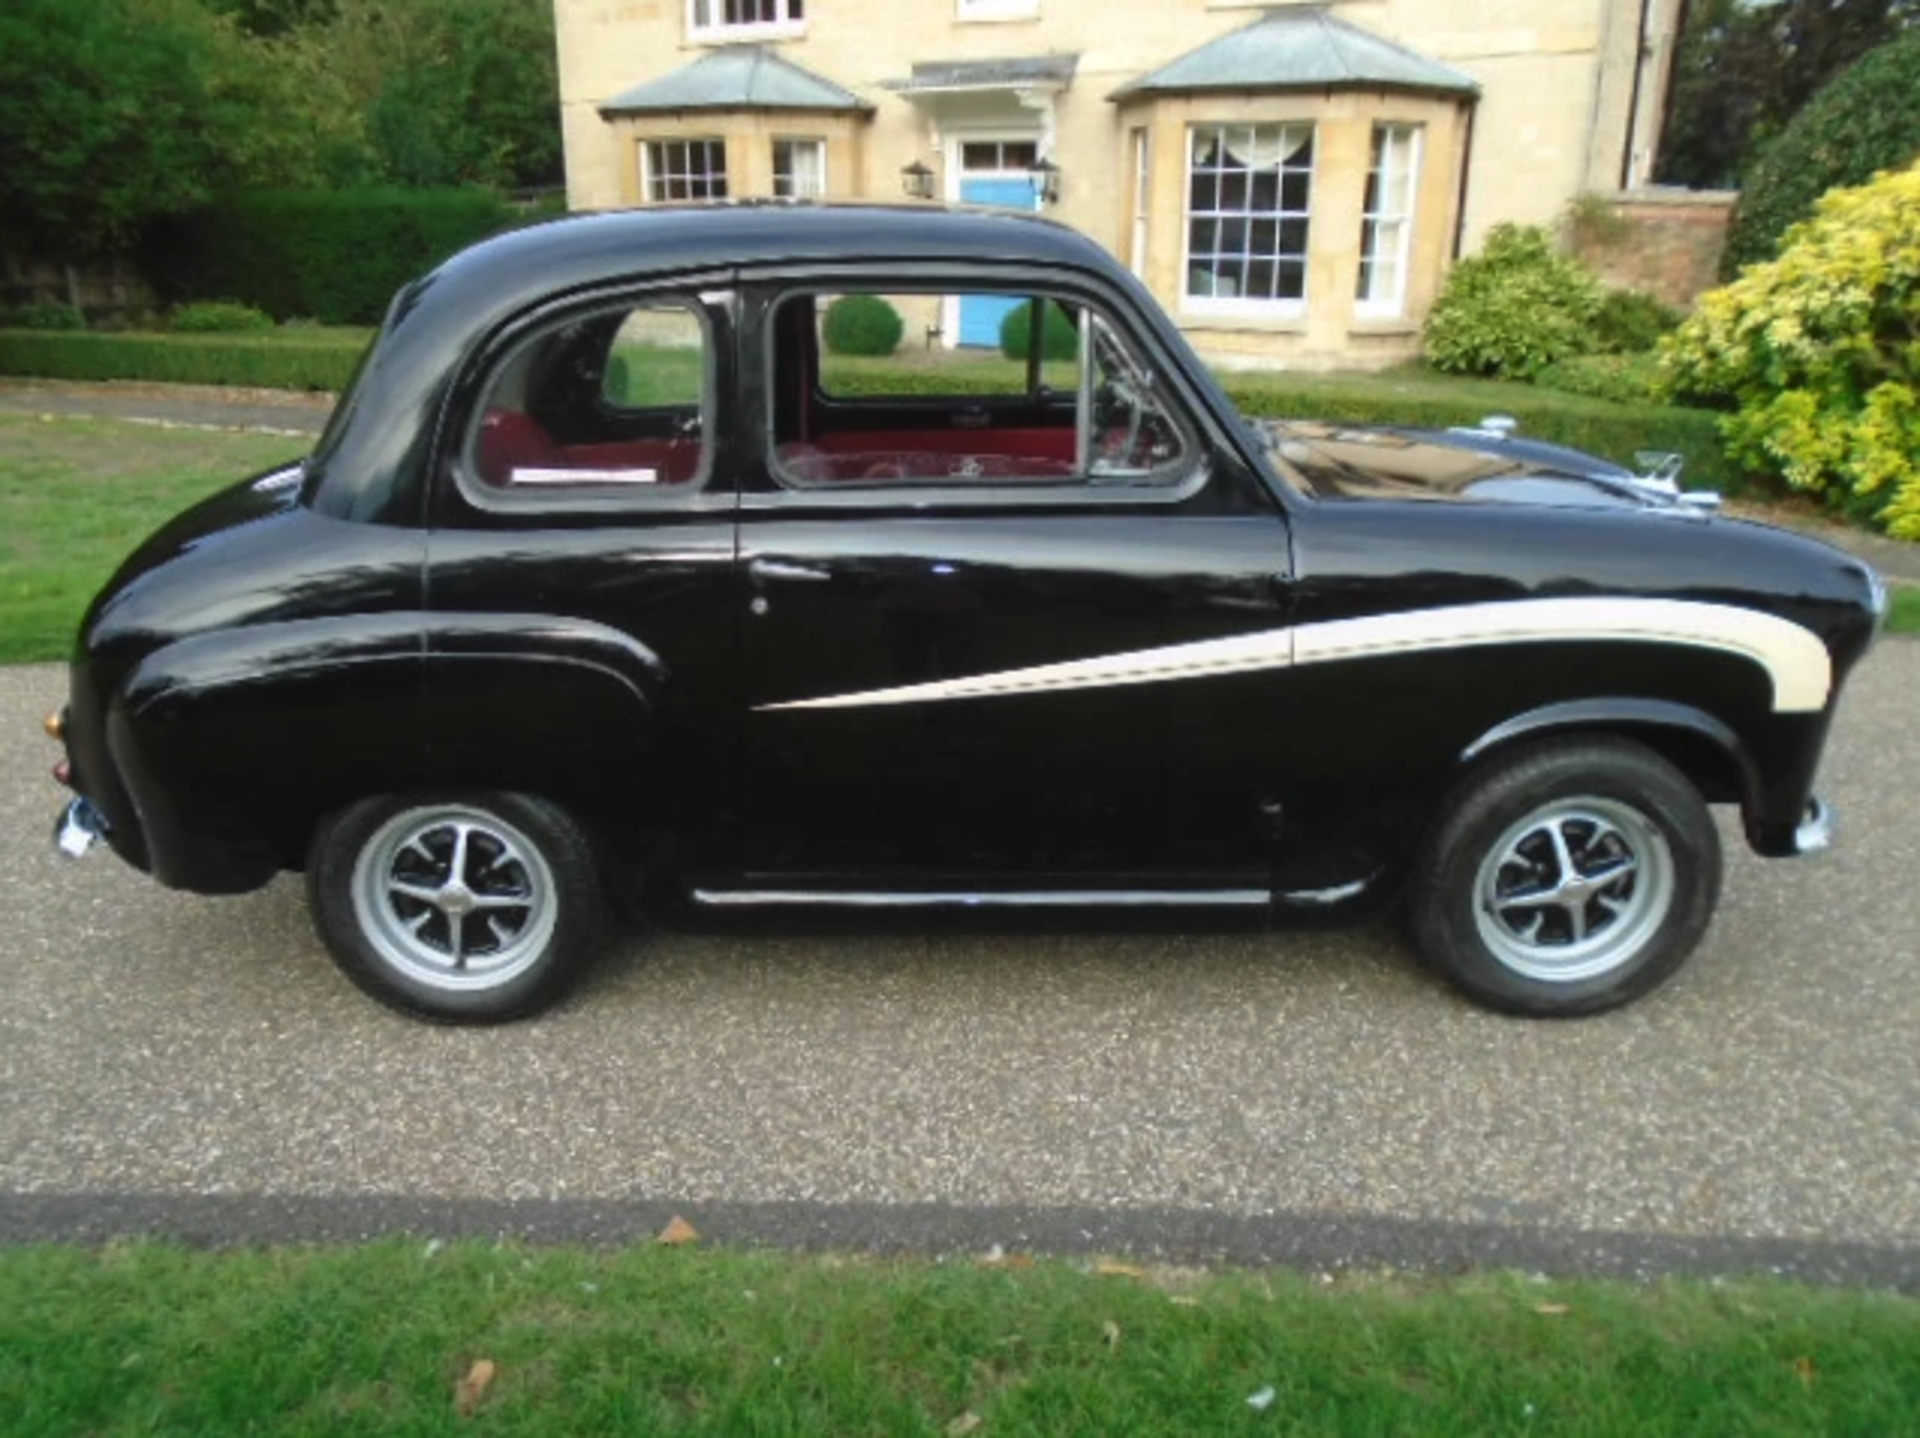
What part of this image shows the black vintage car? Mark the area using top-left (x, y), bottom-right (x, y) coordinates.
top-left (48, 204), bottom-right (1886, 1022)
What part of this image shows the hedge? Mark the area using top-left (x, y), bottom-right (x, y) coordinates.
top-left (142, 188), bottom-right (518, 326)
top-left (0, 329), bottom-right (367, 391)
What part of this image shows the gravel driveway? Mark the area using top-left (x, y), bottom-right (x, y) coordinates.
top-left (4, 644), bottom-right (1917, 1287)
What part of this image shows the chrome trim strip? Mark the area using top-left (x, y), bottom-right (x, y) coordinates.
top-left (758, 598), bottom-right (1832, 716)
top-left (691, 887), bottom-right (1272, 909)
top-left (1274, 877), bottom-right (1371, 909)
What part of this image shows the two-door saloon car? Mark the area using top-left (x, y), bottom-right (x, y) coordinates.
top-left (48, 204), bottom-right (1886, 1022)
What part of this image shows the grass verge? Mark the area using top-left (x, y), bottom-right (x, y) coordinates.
top-left (0, 415), bottom-right (305, 663)
top-left (3, 1242), bottom-right (1916, 1436)
top-left (1892, 584), bottom-right (1920, 635)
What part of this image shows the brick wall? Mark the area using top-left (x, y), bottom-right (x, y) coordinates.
top-left (1567, 189), bottom-right (1737, 308)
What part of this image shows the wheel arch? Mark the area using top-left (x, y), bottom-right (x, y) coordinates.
top-left (1457, 697), bottom-right (1758, 812)
top-left (108, 611), bottom-right (681, 890)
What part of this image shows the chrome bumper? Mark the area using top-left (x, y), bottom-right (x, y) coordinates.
top-left (53, 797), bottom-right (107, 859)
top-left (1794, 796), bottom-right (1834, 856)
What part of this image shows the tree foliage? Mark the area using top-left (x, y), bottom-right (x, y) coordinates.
top-left (0, 0), bottom-right (559, 265)
top-left (1658, 0), bottom-right (1915, 191)
top-left (308, 0), bottom-right (561, 190)
top-left (1720, 25), bottom-right (1920, 273)
top-left (1421, 225), bottom-right (1603, 381)
top-left (1660, 159), bottom-right (1920, 539)
top-left (0, 0), bottom-right (254, 256)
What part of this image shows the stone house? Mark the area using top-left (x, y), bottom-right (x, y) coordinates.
top-left (554, 1), bottom-right (1681, 368)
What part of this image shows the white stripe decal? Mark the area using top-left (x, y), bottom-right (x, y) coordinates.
top-left (1293, 599), bottom-right (1832, 712)
top-left (759, 598), bottom-right (1831, 715)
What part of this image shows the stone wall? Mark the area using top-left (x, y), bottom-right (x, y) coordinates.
top-left (1567, 188), bottom-right (1737, 308)
top-left (2, 255), bottom-right (158, 326)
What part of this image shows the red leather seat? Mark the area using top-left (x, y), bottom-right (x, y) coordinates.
top-left (477, 410), bottom-right (563, 486)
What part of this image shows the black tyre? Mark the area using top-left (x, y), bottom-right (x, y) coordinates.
top-left (307, 793), bottom-right (603, 1023)
top-left (1411, 738), bottom-right (1720, 1017)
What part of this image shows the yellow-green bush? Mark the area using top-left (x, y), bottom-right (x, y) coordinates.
top-left (1659, 160), bottom-right (1920, 539)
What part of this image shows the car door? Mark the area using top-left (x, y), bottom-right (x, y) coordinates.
top-left (731, 277), bottom-right (1298, 891)
top-left (422, 288), bottom-right (744, 881)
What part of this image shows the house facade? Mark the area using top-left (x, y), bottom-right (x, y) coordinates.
top-left (554, 1), bottom-right (1679, 369)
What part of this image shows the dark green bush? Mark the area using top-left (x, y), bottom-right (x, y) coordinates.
top-left (821, 294), bottom-right (904, 357)
top-left (0, 330), bottom-right (366, 391)
top-left (6, 303), bottom-right (85, 331)
top-left (1722, 28), bottom-right (1920, 274)
top-left (1592, 289), bottom-right (1681, 354)
top-left (169, 301), bottom-right (274, 334)
top-left (142, 187), bottom-right (518, 326)
top-left (1422, 224), bottom-right (1602, 380)
top-left (999, 300), bottom-right (1077, 362)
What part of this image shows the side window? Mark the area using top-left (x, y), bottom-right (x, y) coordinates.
top-left (468, 301), bottom-right (711, 499)
top-left (769, 288), bottom-right (1189, 488)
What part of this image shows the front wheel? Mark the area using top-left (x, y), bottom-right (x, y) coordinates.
top-left (307, 793), bottom-right (603, 1023)
top-left (1411, 739), bottom-right (1721, 1017)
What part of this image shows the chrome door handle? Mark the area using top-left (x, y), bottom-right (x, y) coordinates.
top-left (748, 558), bottom-right (832, 583)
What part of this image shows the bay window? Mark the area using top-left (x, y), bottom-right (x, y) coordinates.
top-left (1184, 124), bottom-right (1315, 314)
top-left (1357, 124), bottom-right (1421, 316)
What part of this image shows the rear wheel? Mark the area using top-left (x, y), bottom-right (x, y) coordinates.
top-left (307, 793), bottom-right (602, 1023)
top-left (1411, 739), bottom-right (1720, 1016)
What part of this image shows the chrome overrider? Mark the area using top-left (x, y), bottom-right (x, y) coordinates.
top-left (54, 796), bottom-right (107, 859)
top-left (1795, 796), bottom-right (1835, 856)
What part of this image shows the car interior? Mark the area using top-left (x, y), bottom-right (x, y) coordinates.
top-left (471, 291), bottom-right (1184, 493)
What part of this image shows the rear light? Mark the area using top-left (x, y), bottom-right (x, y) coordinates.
top-left (53, 760), bottom-right (72, 788)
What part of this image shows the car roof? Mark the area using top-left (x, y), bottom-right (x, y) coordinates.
top-left (428, 201), bottom-right (1121, 316)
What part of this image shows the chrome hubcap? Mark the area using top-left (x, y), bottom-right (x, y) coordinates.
top-left (351, 806), bottom-right (557, 992)
top-left (1472, 797), bottom-right (1673, 982)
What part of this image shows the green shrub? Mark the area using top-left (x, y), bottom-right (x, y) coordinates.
top-left (1422, 224), bottom-right (1602, 380)
top-left (6, 302), bottom-right (85, 331)
top-left (999, 300), bottom-right (1077, 362)
top-left (0, 329), bottom-right (366, 391)
top-left (1533, 353), bottom-right (1664, 406)
top-left (142, 187), bottom-right (517, 326)
top-left (1722, 28), bottom-right (1920, 274)
top-left (1592, 289), bottom-right (1681, 355)
top-left (169, 301), bottom-right (274, 334)
top-left (1661, 159), bottom-right (1920, 538)
top-left (821, 294), bottom-right (903, 357)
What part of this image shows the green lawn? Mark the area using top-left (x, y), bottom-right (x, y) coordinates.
top-left (3, 1242), bottom-right (1916, 1436)
top-left (0, 414), bottom-right (304, 662)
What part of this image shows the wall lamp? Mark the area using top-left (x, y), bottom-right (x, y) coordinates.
top-left (900, 160), bottom-right (935, 200)
top-left (1029, 157), bottom-right (1061, 206)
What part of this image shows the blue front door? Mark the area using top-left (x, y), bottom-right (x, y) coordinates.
top-left (958, 176), bottom-right (1035, 347)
